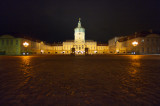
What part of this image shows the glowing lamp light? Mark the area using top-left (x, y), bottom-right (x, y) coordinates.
top-left (23, 42), bottom-right (29, 47)
top-left (132, 41), bottom-right (138, 46)
top-left (94, 51), bottom-right (97, 53)
top-left (41, 50), bottom-right (44, 53)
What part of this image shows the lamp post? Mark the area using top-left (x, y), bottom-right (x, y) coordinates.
top-left (132, 41), bottom-right (138, 54)
top-left (23, 42), bottom-right (29, 55)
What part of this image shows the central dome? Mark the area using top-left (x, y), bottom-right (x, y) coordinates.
top-left (74, 19), bottom-right (85, 33)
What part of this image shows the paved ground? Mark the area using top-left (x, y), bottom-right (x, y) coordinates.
top-left (0, 55), bottom-right (160, 105)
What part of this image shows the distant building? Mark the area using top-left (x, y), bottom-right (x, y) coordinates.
top-left (0, 34), bottom-right (53, 55)
top-left (108, 36), bottom-right (125, 53)
top-left (97, 43), bottom-right (108, 54)
top-left (109, 32), bottom-right (160, 54)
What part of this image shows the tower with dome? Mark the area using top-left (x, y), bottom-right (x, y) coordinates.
top-left (61, 18), bottom-right (108, 55)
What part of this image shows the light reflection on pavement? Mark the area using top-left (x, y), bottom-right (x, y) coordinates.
top-left (0, 55), bottom-right (160, 105)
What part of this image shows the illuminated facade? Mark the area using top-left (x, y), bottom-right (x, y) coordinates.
top-left (1, 26), bottom-right (160, 55)
top-left (52, 18), bottom-right (109, 55)
top-left (108, 36), bottom-right (125, 54)
top-left (0, 35), bottom-right (53, 55)
top-left (109, 32), bottom-right (160, 54)
top-left (0, 19), bottom-right (109, 55)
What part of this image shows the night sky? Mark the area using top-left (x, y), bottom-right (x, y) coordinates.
top-left (0, 0), bottom-right (160, 43)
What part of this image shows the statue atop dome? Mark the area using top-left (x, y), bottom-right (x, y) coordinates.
top-left (78, 18), bottom-right (82, 28)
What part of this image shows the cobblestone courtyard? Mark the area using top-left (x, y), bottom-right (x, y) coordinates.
top-left (0, 55), bottom-right (160, 105)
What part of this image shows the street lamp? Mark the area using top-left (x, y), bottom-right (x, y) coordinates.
top-left (23, 42), bottom-right (29, 47)
top-left (132, 41), bottom-right (138, 47)
top-left (132, 41), bottom-right (138, 54)
top-left (23, 42), bottom-right (29, 55)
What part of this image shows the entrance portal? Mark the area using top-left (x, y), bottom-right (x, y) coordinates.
top-left (75, 51), bottom-right (85, 55)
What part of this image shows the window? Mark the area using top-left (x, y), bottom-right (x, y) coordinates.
top-left (16, 40), bottom-right (18, 45)
top-left (157, 48), bottom-right (159, 53)
top-left (142, 47), bottom-right (144, 53)
top-left (156, 39), bottom-right (158, 44)
top-left (147, 48), bottom-right (149, 53)
top-left (10, 40), bottom-right (13, 45)
top-left (6, 40), bottom-right (9, 45)
top-left (2, 40), bottom-right (4, 45)
top-left (152, 48), bottom-right (154, 52)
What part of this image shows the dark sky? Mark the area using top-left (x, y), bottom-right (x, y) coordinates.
top-left (0, 0), bottom-right (160, 43)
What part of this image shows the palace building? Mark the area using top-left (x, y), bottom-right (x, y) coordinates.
top-left (57, 18), bottom-right (108, 55)
top-left (1, 19), bottom-right (159, 55)
top-left (0, 18), bottom-right (109, 55)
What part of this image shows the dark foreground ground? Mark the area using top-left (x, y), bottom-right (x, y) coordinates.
top-left (0, 55), bottom-right (160, 105)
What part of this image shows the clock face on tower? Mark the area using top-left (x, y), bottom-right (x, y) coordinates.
top-left (75, 32), bottom-right (85, 42)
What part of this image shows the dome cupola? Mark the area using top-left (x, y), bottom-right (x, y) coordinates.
top-left (74, 18), bottom-right (85, 33)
